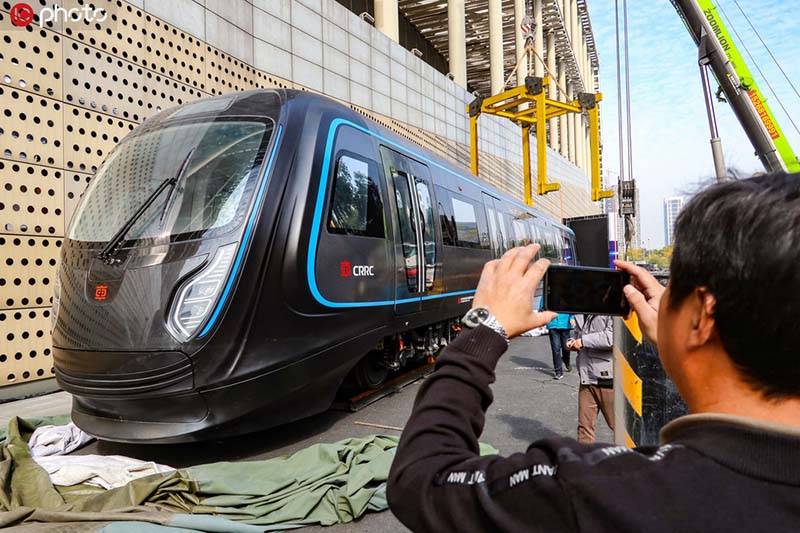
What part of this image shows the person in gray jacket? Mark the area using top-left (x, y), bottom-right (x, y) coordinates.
top-left (567, 315), bottom-right (614, 443)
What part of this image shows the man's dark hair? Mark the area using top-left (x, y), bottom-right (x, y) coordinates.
top-left (669, 172), bottom-right (800, 398)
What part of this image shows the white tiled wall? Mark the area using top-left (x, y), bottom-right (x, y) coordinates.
top-left (147, 0), bottom-right (593, 209)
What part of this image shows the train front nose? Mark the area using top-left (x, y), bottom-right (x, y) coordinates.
top-left (49, 92), bottom-right (284, 441)
top-left (51, 247), bottom-right (219, 441)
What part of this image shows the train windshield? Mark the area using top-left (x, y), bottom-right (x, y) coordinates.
top-left (68, 118), bottom-right (273, 245)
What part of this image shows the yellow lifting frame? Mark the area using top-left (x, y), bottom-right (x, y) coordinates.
top-left (467, 76), bottom-right (613, 205)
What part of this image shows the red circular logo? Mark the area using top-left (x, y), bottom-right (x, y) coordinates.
top-left (10, 3), bottom-right (35, 27)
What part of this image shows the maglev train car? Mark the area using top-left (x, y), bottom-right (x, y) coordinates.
top-left (52, 90), bottom-right (577, 443)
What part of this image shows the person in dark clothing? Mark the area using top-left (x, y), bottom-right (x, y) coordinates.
top-left (388, 174), bottom-right (800, 532)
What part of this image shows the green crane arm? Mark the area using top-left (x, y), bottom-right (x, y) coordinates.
top-left (673, 0), bottom-right (800, 172)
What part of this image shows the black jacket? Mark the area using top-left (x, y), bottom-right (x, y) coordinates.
top-left (388, 326), bottom-right (800, 532)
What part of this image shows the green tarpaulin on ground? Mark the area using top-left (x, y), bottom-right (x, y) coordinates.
top-left (0, 416), bottom-right (497, 531)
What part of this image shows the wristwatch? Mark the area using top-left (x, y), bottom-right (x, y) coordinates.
top-left (461, 307), bottom-right (509, 342)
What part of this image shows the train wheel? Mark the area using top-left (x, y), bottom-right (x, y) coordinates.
top-left (353, 352), bottom-right (388, 389)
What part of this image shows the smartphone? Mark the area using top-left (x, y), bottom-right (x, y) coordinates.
top-left (543, 265), bottom-right (631, 316)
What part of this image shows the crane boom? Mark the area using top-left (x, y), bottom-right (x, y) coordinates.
top-left (671, 0), bottom-right (800, 173)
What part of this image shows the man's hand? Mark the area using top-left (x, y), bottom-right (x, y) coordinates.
top-left (614, 259), bottom-right (664, 346)
top-left (472, 244), bottom-right (557, 339)
top-left (566, 338), bottom-right (582, 351)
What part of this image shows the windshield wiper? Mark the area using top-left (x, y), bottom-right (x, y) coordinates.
top-left (160, 147), bottom-right (195, 225)
top-left (97, 150), bottom-right (196, 265)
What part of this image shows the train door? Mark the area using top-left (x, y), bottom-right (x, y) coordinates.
top-left (481, 193), bottom-right (505, 257)
top-left (381, 147), bottom-right (440, 315)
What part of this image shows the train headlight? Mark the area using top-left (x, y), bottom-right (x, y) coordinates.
top-left (51, 263), bottom-right (61, 333)
top-left (167, 243), bottom-right (237, 342)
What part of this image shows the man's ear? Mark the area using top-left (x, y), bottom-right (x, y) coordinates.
top-left (687, 287), bottom-right (717, 349)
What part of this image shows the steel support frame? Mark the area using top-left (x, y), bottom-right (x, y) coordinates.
top-left (468, 76), bottom-right (611, 205)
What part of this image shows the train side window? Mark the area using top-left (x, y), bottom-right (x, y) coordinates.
top-left (451, 195), bottom-right (488, 249)
top-left (327, 154), bottom-right (385, 238)
top-left (542, 227), bottom-right (558, 259)
top-left (393, 172), bottom-right (419, 293)
top-left (415, 179), bottom-right (436, 290)
top-left (439, 201), bottom-right (457, 246)
top-left (436, 187), bottom-right (457, 246)
top-left (512, 218), bottom-right (531, 246)
top-left (484, 205), bottom-right (501, 255)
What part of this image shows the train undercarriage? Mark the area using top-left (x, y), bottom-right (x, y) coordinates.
top-left (350, 318), bottom-right (461, 389)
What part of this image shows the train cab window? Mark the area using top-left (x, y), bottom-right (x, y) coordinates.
top-left (327, 154), bottom-right (385, 238)
top-left (451, 196), bottom-right (487, 249)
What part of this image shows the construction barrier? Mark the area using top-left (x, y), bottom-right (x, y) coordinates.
top-left (614, 313), bottom-right (688, 447)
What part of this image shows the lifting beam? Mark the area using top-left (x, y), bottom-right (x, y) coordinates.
top-left (468, 76), bottom-right (613, 205)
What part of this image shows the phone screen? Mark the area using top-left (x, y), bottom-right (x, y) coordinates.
top-left (544, 265), bottom-right (631, 316)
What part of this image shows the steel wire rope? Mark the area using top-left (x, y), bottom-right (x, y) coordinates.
top-left (717, 0), bottom-right (800, 137)
top-left (622, 0), bottom-right (634, 186)
top-left (730, 0), bottom-right (800, 102)
top-left (614, 0), bottom-right (626, 183)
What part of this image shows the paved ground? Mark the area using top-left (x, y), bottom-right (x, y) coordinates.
top-left (0, 335), bottom-right (613, 532)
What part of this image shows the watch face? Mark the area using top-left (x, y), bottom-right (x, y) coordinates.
top-left (463, 307), bottom-right (490, 328)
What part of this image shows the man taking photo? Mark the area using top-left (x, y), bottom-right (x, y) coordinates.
top-left (388, 173), bottom-right (800, 532)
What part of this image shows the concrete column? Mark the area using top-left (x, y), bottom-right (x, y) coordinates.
top-left (578, 115), bottom-right (586, 172)
top-left (448, 0), bottom-right (467, 88)
top-left (558, 62), bottom-right (568, 157)
top-left (546, 31), bottom-right (558, 151)
top-left (489, 0), bottom-right (504, 95)
top-left (570, 0), bottom-right (579, 71)
top-left (562, 0), bottom-right (570, 45)
top-left (533, 0), bottom-right (544, 77)
top-left (514, 0), bottom-right (528, 85)
top-left (575, 111), bottom-right (583, 170)
top-left (585, 121), bottom-right (591, 176)
top-left (375, 0), bottom-right (399, 42)
top-left (568, 83), bottom-right (577, 164)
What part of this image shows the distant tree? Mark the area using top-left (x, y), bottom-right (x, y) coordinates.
top-left (647, 245), bottom-right (673, 270)
top-left (627, 248), bottom-right (644, 261)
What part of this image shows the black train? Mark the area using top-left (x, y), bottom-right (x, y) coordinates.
top-left (52, 90), bottom-right (577, 443)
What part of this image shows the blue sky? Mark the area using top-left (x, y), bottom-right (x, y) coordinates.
top-left (587, 0), bottom-right (800, 247)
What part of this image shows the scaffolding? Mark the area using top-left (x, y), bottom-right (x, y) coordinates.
top-left (468, 75), bottom-right (613, 206)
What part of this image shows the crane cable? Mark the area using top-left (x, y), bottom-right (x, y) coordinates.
top-left (622, 0), bottom-right (634, 189)
top-left (730, 0), bottom-right (800, 102)
top-left (614, 0), bottom-right (625, 184)
top-left (717, 1), bottom-right (800, 138)
top-left (615, 0), bottom-right (636, 257)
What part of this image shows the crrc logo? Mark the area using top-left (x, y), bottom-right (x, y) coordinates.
top-left (339, 261), bottom-right (374, 277)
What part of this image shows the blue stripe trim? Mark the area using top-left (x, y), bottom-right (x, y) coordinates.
top-left (198, 124), bottom-right (284, 337)
top-left (307, 117), bottom-right (507, 308)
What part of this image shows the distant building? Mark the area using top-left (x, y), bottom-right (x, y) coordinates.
top-left (663, 196), bottom-right (684, 246)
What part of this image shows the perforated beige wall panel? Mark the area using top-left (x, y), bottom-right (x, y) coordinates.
top-left (142, 72), bottom-right (205, 116)
top-left (0, 86), bottom-right (64, 167)
top-left (0, 23), bottom-right (63, 99)
top-left (0, 234), bottom-right (59, 310)
top-left (0, 306), bottom-right (54, 384)
top-left (63, 39), bottom-right (143, 121)
top-left (63, 105), bottom-right (135, 173)
top-left (0, 160), bottom-right (64, 237)
top-left (0, 0), bottom-right (596, 391)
